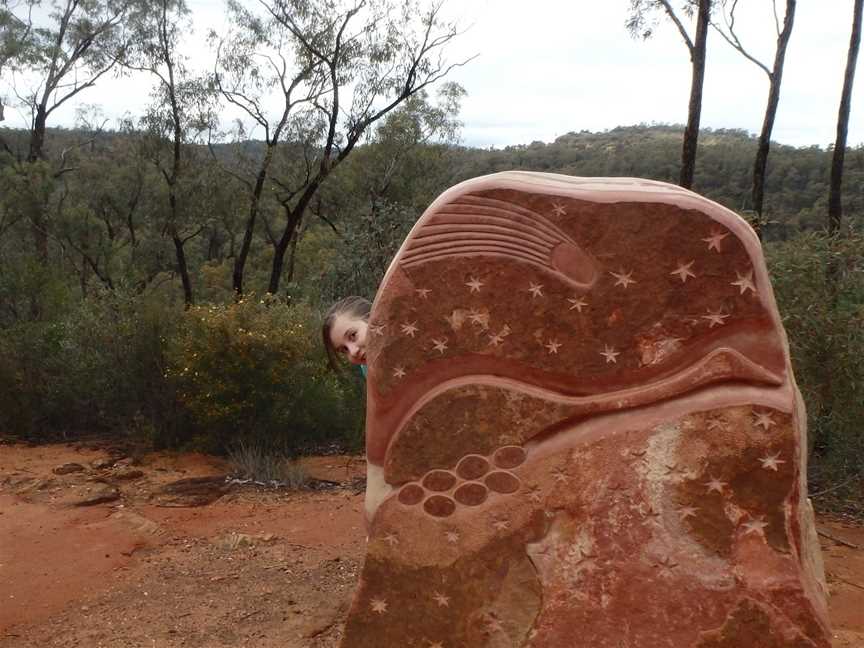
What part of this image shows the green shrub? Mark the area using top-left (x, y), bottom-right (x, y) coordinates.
top-left (766, 229), bottom-right (864, 487)
top-left (164, 296), bottom-right (363, 453)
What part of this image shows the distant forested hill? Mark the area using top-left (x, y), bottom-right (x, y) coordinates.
top-left (446, 124), bottom-right (864, 234)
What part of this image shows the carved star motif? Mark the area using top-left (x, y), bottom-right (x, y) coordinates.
top-left (431, 338), bottom-right (448, 354)
top-left (468, 310), bottom-right (489, 327)
top-left (545, 339), bottom-right (562, 354)
top-left (753, 410), bottom-right (776, 430)
top-left (707, 415), bottom-right (728, 431)
top-left (392, 366), bottom-right (406, 379)
top-left (527, 282), bottom-right (544, 298)
top-left (525, 485), bottom-right (543, 503)
top-left (731, 270), bottom-right (757, 295)
top-left (370, 598), bottom-right (388, 614)
top-left (432, 591), bottom-right (450, 607)
top-left (600, 345), bottom-right (620, 364)
top-left (484, 614), bottom-right (504, 633)
top-left (655, 556), bottom-right (678, 574)
top-left (704, 476), bottom-right (727, 494)
top-left (678, 506), bottom-right (699, 521)
top-left (444, 530), bottom-right (460, 544)
top-left (610, 268), bottom-right (636, 288)
top-left (742, 515), bottom-right (769, 537)
top-left (552, 467), bottom-right (569, 483)
top-left (702, 229), bottom-right (729, 252)
top-left (400, 321), bottom-right (419, 337)
top-left (488, 332), bottom-right (505, 347)
top-left (702, 307), bottom-right (730, 328)
top-left (575, 549), bottom-right (598, 566)
top-left (415, 287), bottom-right (432, 298)
top-left (551, 201), bottom-right (567, 217)
top-left (664, 463), bottom-right (686, 477)
top-left (703, 229), bottom-right (729, 252)
top-left (670, 260), bottom-right (696, 283)
top-left (492, 516), bottom-right (510, 531)
top-left (369, 323), bottom-right (386, 336)
top-left (567, 296), bottom-right (588, 312)
top-left (641, 505), bottom-right (662, 524)
top-left (383, 532), bottom-right (399, 547)
top-left (629, 449), bottom-right (649, 466)
top-left (759, 451), bottom-right (786, 471)
top-left (466, 276), bottom-right (484, 293)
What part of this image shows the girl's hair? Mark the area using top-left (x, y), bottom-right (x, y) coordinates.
top-left (321, 296), bottom-right (372, 370)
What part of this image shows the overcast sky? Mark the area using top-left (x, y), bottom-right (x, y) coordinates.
top-left (2, 0), bottom-right (861, 149)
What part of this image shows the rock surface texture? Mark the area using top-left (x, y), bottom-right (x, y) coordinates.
top-left (341, 172), bottom-right (832, 648)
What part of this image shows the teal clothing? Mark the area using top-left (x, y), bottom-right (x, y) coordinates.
top-left (359, 364), bottom-right (367, 378)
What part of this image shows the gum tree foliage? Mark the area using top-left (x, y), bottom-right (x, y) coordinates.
top-left (0, 0), bottom-right (133, 267)
top-left (0, 0), bottom-right (39, 126)
top-left (125, 0), bottom-right (215, 305)
top-left (211, 0), bottom-right (471, 296)
top-left (626, 0), bottom-right (712, 190)
top-left (711, 0), bottom-right (797, 237)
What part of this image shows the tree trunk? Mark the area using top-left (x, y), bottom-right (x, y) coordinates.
top-left (233, 147), bottom-right (274, 296)
top-left (267, 205), bottom-right (304, 295)
top-left (827, 0), bottom-right (863, 236)
top-left (172, 231), bottom-right (193, 307)
top-left (680, 0), bottom-right (711, 189)
top-left (751, 0), bottom-right (796, 238)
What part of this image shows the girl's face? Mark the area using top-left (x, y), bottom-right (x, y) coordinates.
top-left (329, 313), bottom-right (368, 365)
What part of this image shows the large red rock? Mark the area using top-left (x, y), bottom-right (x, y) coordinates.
top-left (341, 173), bottom-right (832, 648)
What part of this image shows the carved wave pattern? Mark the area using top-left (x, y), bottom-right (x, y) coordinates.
top-left (400, 195), bottom-right (590, 286)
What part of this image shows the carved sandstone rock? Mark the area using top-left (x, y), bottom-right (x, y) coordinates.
top-left (341, 173), bottom-right (831, 648)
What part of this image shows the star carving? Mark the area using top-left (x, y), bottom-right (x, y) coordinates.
top-left (415, 287), bottom-right (432, 298)
top-left (600, 345), bottom-right (620, 364)
top-left (465, 276), bottom-right (484, 293)
top-left (527, 282), bottom-right (544, 298)
top-left (492, 516), bottom-right (510, 531)
top-left (400, 321), bottom-right (419, 337)
top-left (759, 451), bottom-right (786, 471)
top-left (545, 339), bottom-right (562, 354)
top-left (383, 532), bottom-right (399, 547)
top-left (610, 268), bottom-right (637, 288)
top-left (703, 229), bottom-right (729, 252)
top-left (392, 366), bottom-right (406, 379)
top-left (444, 530), bottom-right (460, 544)
top-left (707, 415), bottom-right (728, 432)
top-left (678, 506), bottom-right (699, 521)
top-left (552, 466), bottom-right (570, 483)
top-left (370, 598), bottom-right (388, 614)
top-left (432, 591), bottom-right (450, 607)
top-left (731, 270), bottom-right (757, 295)
top-left (567, 296), bottom-right (588, 312)
top-left (525, 485), bottom-right (543, 503)
top-left (483, 614), bottom-right (505, 633)
top-left (670, 260), bottom-right (696, 283)
top-left (369, 323), bottom-right (386, 336)
top-left (753, 410), bottom-right (776, 430)
top-left (742, 515), bottom-right (769, 537)
top-left (468, 310), bottom-right (489, 327)
top-left (488, 332), bottom-right (505, 347)
top-left (704, 475), bottom-right (727, 494)
top-left (551, 201), bottom-right (567, 217)
top-left (702, 307), bottom-right (730, 328)
top-left (431, 338), bottom-right (448, 354)
top-left (655, 556), bottom-right (679, 574)
top-left (641, 505), bottom-right (662, 524)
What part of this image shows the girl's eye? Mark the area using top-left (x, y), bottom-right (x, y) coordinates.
top-left (348, 331), bottom-right (356, 341)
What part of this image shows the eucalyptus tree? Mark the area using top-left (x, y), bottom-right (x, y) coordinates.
top-left (0, 0), bottom-right (39, 128)
top-left (126, 0), bottom-right (214, 305)
top-left (627, 0), bottom-right (712, 189)
top-left (213, 0), bottom-right (471, 296)
top-left (827, 0), bottom-right (862, 236)
top-left (0, 0), bottom-right (132, 265)
top-left (711, 0), bottom-right (797, 237)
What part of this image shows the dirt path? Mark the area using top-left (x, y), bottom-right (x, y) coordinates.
top-left (0, 443), bottom-right (861, 647)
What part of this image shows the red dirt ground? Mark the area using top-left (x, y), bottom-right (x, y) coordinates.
top-left (0, 443), bottom-right (861, 647)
